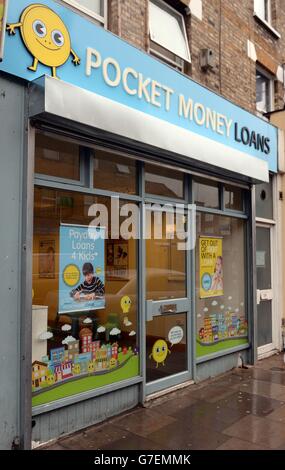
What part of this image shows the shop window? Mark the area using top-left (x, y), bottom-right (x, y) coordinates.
top-left (61, 0), bottom-right (106, 25)
top-left (146, 210), bottom-right (186, 301)
top-left (145, 163), bottom-right (184, 199)
top-left (145, 207), bottom-right (187, 382)
top-left (254, 0), bottom-right (272, 23)
top-left (93, 150), bottom-right (138, 195)
top-left (196, 213), bottom-right (247, 359)
top-left (32, 187), bottom-right (139, 407)
top-left (149, 0), bottom-right (191, 72)
top-left (253, 0), bottom-right (280, 38)
top-left (193, 177), bottom-right (220, 209)
top-left (256, 175), bottom-right (273, 220)
top-left (35, 131), bottom-right (81, 182)
top-left (256, 67), bottom-right (274, 114)
top-left (224, 184), bottom-right (244, 212)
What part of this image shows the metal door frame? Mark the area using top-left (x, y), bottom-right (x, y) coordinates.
top-left (256, 220), bottom-right (278, 358)
top-left (143, 200), bottom-right (193, 396)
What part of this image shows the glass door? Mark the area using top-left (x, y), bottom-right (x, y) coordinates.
top-left (256, 225), bottom-right (274, 354)
top-left (145, 206), bottom-right (191, 394)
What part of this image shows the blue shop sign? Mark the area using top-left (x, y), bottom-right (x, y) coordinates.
top-left (0, 0), bottom-right (278, 172)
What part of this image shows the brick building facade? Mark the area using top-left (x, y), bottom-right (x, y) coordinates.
top-left (107, 0), bottom-right (285, 114)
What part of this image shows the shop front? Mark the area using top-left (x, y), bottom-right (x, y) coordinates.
top-left (0, 0), bottom-right (278, 448)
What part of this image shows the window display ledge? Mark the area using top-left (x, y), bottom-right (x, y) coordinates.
top-left (196, 343), bottom-right (250, 365)
top-left (32, 376), bottom-right (142, 416)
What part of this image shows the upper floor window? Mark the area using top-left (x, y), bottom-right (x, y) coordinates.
top-left (61, 0), bottom-right (106, 25)
top-left (253, 0), bottom-right (280, 38)
top-left (255, 0), bottom-right (272, 23)
top-left (256, 67), bottom-right (274, 114)
top-left (149, 0), bottom-right (191, 72)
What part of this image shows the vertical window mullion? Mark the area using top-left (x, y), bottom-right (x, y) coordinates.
top-left (220, 183), bottom-right (225, 211)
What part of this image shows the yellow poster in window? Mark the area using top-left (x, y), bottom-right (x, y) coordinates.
top-left (199, 236), bottom-right (223, 299)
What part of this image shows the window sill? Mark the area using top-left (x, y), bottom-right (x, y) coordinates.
top-left (32, 376), bottom-right (143, 416)
top-left (253, 13), bottom-right (281, 39)
top-left (196, 343), bottom-right (250, 364)
top-left (256, 109), bottom-right (270, 122)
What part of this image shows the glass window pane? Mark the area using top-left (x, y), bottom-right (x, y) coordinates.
top-left (93, 150), bottom-right (137, 195)
top-left (150, 40), bottom-right (184, 71)
top-left (256, 70), bottom-right (270, 113)
top-left (256, 227), bottom-right (271, 289)
top-left (32, 188), bottom-right (139, 407)
top-left (264, 0), bottom-right (270, 21)
top-left (149, 1), bottom-right (190, 62)
top-left (256, 177), bottom-right (273, 219)
top-left (146, 209), bottom-right (186, 300)
top-left (196, 214), bottom-right (247, 359)
top-left (224, 185), bottom-right (244, 211)
top-left (257, 300), bottom-right (272, 347)
top-left (67, 0), bottom-right (103, 16)
top-left (35, 131), bottom-right (81, 181)
top-left (193, 177), bottom-right (220, 209)
top-left (255, 0), bottom-right (271, 22)
top-left (145, 163), bottom-right (184, 199)
top-left (146, 313), bottom-right (187, 383)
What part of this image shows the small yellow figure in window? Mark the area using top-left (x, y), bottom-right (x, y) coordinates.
top-left (72, 363), bottom-right (81, 375)
top-left (121, 295), bottom-right (132, 326)
top-left (88, 361), bottom-right (95, 374)
top-left (6, 4), bottom-right (80, 78)
top-left (47, 374), bottom-right (55, 386)
top-left (149, 339), bottom-right (171, 368)
top-left (120, 295), bottom-right (132, 314)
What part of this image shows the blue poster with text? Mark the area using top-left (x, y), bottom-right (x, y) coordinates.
top-left (59, 224), bottom-right (105, 314)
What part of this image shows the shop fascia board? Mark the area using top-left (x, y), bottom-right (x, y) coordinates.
top-left (28, 75), bottom-right (269, 183)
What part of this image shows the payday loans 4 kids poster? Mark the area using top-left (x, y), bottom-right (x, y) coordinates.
top-left (199, 236), bottom-right (223, 299)
top-left (59, 224), bottom-right (105, 314)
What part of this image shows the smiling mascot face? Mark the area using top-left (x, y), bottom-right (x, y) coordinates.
top-left (20, 4), bottom-right (71, 67)
top-left (152, 339), bottom-right (168, 364)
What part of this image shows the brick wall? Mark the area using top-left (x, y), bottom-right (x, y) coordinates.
top-left (108, 0), bottom-right (148, 51)
top-left (107, 0), bottom-right (285, 114)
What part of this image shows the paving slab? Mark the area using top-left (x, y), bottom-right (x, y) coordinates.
top-left (43, 353), bottom-right (285, 451)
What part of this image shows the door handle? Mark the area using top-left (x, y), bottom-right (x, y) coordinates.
top-left (260, 290), bottom-right (273, 301)
top-left (160, 304), bottom-right (178, 315)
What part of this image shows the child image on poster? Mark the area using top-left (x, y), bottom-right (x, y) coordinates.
top-left (210, 256), bottom-right (223, 291)
top-left (200, 236), bottom-right (223, 298)
top-left (70, 262), bottom-right (105, 301)
top-left (59, 224), bottom-right (105, 314)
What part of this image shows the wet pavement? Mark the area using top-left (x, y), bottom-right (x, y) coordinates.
top-left (44, 353), bottom-right (285, 450)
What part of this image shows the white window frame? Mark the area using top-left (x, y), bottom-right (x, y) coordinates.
top-left (253, 0), bottom-right (280, 38)
top-left (256, 176), bottom-right (282, 358)
top-left (256, 65), bottom-right (275, 116)
top-left (254, 0), bottom-right (272, 22)
top-left (59, 0), bottom-right (107, 27)
top-left (149, 0), bottom-right (191, 72)
top-left (264, 0), bottom-right (272, 24)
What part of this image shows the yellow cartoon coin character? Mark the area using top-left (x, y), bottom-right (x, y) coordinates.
top-left (120, 295), bottom-right (132, 314)
top-left (149, 339), bottom-right (171, 368)
top-left (6, 4), bottom-right (80, 78)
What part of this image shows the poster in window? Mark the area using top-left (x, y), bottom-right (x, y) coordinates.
top-left (0, 1), bottom-right (8, 61)
top-left (39, 239), bottom-right (56, 279)
top-left (59, 224), bottom-right (105, 314)
top-left (106, 240), bottom-right (129, 280)
top-left (199, 236), bottom-right (223, 299)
